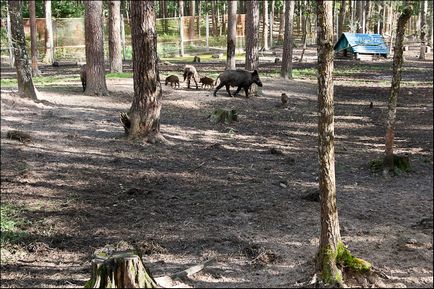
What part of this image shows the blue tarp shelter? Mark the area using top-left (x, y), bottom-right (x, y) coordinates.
top-left (334, 33), bottom-right (389, 58)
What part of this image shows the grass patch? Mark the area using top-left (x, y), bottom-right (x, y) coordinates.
top-left (0, 203), bottom-right (30, 246)
top-left (106, 72), bottom-right (133, 79)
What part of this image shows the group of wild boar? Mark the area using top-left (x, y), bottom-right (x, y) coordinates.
top-left (80, 63), bottom-right (263, 98)
top-left (165, 64), bottom-right (263, 98)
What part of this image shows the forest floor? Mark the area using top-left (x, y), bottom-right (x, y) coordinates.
top-left (1, 45), bottom-right (433, 288)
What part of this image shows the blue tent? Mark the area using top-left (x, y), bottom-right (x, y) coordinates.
top-left (334, 33), bottom-right (389, 58)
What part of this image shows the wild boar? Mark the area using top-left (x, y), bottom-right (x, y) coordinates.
top-left (213, 69), bottom-right (263, 97)
top-left (165, 75), bottom-right (180, 88)
top-left (183, 65), bottom-right (200, 89)
top-left (199, 76), bottom-right (215, 89)
top-left (80, 64), bottom-right (86, 92)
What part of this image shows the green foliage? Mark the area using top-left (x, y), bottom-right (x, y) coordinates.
top-left (336, 242), bottom-right (372, 272)
top-left (0, 203), bottom-right (30, 246)
top-left (369, 155), bottom-right (411, 175)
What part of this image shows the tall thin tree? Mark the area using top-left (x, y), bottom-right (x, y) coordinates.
top-left (281, 0), bottom-right (295, 79)
top-left (109, 0), bottom-right (122, 73)
top-left (245, 0), bottom-right (260, 96)
top-left (316, 1), bottom-right (343, 285)
top-left (384, 3), bottom-right (413, 171)
top-left (121, 1), bottom-right (163, 143)
top-left (29, 0), bottom-right (40, 76)
top-left (262, 0), bottom-right (269, 50)
top-left (8, 0), bottom-right (38, 99)
top-left (84, 1), bottom-right (108, 96)
top-left (419, 0), bottom-right (427, 60)
top-left (338, 0), bottom-right (346, 37)
top-left (188, 0), bottom-right (195, 41)
top-left (227, 0), bottom-right (237, 70)
top-left (43, 0), bottom-right (54, 64)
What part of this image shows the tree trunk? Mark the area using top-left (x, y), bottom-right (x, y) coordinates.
top-left (188, 0), bottom-right (195, 41)
top-left (197, 0), bottom-right (201, 38)
top-left (85, 251), bottom-right (158, 288)
top-left (419, 0), bottom-right (427, 60)
top-left (316, 1), bottom-right (342, 286)
top-left (29, 0), bottom-right (40, 76)
top-left (364, 0), bottom-right (371, 33)
top-left (227, 0), bottom-right (237, 70)
top-left (269, 0), bottom-right (274, 48)
top-left (162, 0), bottom-right (168, 33)
top-left (84, 1), bottom-right (108, 96)
top-left (262, 0), bottom-right (269, 50)
top-left (43, 0), bottom-right (54, 64)
top-left (124, 0), bottom-right (163, 143)
top-left (245, 0), bottom-right (260, 95)
top-left (8, 0), bottom-right (38, 100)
top-left (338, 0), bottom-right (346, 37)
top-left (211, 0), bottom-right (218, 36)
top-left (384, 4), bottom-right (413, 170)
top-left (179, 0), bottom-right (184, 16)
top-left (278, 2), bottom-right (286, 43)
top-left (109, 1), bottom-right (122, 73)
top-left (281, 0), bottom-right (295, 79)
top-left (6, 3), bottom-right (14, 67)
top-left (356, 0), bottom-right (363, 33)
top-left (299, 0), bottom-right (308, 62)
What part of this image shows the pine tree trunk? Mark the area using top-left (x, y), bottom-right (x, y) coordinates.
top-left (338, 0), bottom-right (346, 37)
top-left (8, 0), bottom-right (38, 99)
top-left (211, 0), bottom-right (218, 37)
top-left (85, 251), bottom-right (158, 288)
top-left (419, 0), bottom-right (427, 60)
top-left (384, 4), bottom-right (413, 170)
top-left (278, 2), bottom-right (286, 43)
top-left (109, 1), bottom-right (122, 73)
top-left (316, 1), bottom-right (342, 286)
top-left (281, 0), bottom-right (295, 79)
top-left (6, 3), bottom-right (14, 67)
top-left (299, 0), bottom-right (308, 62)
top-left (84, 1), bottom-right (108, 96)
top-left (245, 0), bottom-right (260, 96)
top-left (356, 0), bottom-right (363, 33)
top-left (125, 1), bottom-right (164, 143)
top-left (364, 0), bottom-right (371, 33)
top-left (262, 0), bottom-right (269, 50)
top-left (29, 0), bottom-right (40, 76)
top-left (188, 0), bottom-right (195, 40)
top-left (227, 0), bottom-right (237, 70)
top-left (270, 0), bottom-right (275, 48)
top-left (43, 0), bottom-right (54, 64)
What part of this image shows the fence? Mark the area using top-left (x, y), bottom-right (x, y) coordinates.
top-left (1, 14), bottom-right (318, 62)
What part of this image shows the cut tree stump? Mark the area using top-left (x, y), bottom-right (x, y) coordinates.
top-left (85, 250), bottom-right (159, 288)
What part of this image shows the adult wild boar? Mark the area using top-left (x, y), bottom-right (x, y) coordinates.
top-left (183, 65), bottom-right (200, 89)
top-left (213, 69), bottom-right (263, 97)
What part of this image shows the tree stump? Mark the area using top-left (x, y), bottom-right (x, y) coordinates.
top-left (85, 250), bottom-right (159, 288)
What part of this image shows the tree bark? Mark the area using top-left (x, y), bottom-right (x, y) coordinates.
top-left (245, 0), bottom-right (260, 95)
top-left (316, 1), bottom-right (342, 286)
top-left (188, 0), bottom-right (195, 41)
top-left (338, 0), bottom-right (346, 37)
top-left (278, 2), bottom-right (286, 43)
top-left (29, 0), bottom-right (40, 76)
top-left (269, 0), bottom-right (274, 48)
top-left (43, 0), bottom-right (54, 64)
top-left (299, 0), bottom-right (308, 62)
top-left (211, 0), bottom-right (218, 36)
top-left (84, 1), bottom-right (108, 96)
top-left (364, 0), bottom-right (371, 33)
top-left (109, 0), bottom-right (123, 73)
top-left (384, 4), bottom-right (413, 170)
top-left (281, 0), bottom-right (295, 79)
top-left (6, 3), bottom-right (14, 67)
top-left (8, 0), bottom-right (38, 99)
top-left (356, 0), bottom-right (364, 33)
top-left (419, 0), bottom-right (427, 60)
top-left (125, 0), bottom-right (164, 143)
top-left (262, 0), bottom-right (269, 50)
top-left (227, 0), bottom-right (237, 70)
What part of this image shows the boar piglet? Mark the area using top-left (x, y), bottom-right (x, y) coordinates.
top-left (165, 75), bottom-right (180, 88)
top-left (200, 76), bottom-right (215, 88)
top-left (213, 69), bottom-right (263, 97)
top-left (80, 64), bottom-right (87, 92)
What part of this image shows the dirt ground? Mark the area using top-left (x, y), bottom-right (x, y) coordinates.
top-left (1, 45), bottom-right (433, 288)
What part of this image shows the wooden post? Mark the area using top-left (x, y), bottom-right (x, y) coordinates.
top-left (85, 251), bottom-right (159, 288)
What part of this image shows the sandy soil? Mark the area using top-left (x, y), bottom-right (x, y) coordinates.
top-left (0, 46), bottom-right (433, 288)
